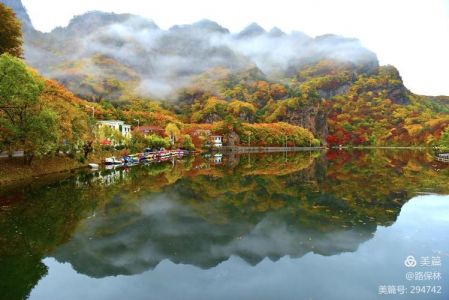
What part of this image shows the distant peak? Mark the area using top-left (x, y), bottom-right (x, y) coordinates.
top-left (169, 19), bottom-right (230, 34)
top-left (237, 22), bottom-right (266, 38)
top-left (192, 19), bottom-right (230, 33)
top-left (59, 11), bottom-right (158, 33)
top-left (268, 27), bottom-right (285, 37)
top-left (314, 33), bottom-right (356, 43)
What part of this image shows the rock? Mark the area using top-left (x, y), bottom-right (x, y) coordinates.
top-left (277, 105), bottom-right (329, 141)
top-left (317, 83), bottom-right (351, 99)
top-left (226, 131), bottom-right (240, 147)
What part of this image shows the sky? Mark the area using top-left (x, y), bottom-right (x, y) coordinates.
top-left (21, 0), bottom-right (449, 96)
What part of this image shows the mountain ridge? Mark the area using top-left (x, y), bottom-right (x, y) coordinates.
top-left (1, 0), bottom-right (448, 146)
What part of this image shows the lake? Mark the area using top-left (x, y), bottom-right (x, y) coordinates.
top-left (0, 149), bottom-right (448, 300)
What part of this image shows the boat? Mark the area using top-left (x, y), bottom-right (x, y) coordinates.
top-left (105, 164), bottom-right (121, 170)
top-left (123, 154), bottom-right (139, 164)
top-left (140, 153), bottom-right (157, 161)
top-left (140, 148), bottom-right (157, 161)
top-left (104, 157), bottom-right (123, 165)
top-left (171, 149), bottom-right (185, 156)
top-left (157, 148), bottom-right (171, 158)
top-left (436, 153), bottom-right (449, 163)
top-left (88, 163), bottom-right (99, 169)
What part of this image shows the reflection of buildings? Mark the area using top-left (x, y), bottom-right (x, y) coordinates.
top-left (76, 168), bottom-right (128, 187)
top-left (12, 150), bottom-right (448, 284)
top-left (6, 148), bottom-right (446, 300)
top-left (213, 154), bottom-right (223, 164)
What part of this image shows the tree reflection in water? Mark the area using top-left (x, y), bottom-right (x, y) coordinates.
top-left (0, 149), bottom-right (448, 298)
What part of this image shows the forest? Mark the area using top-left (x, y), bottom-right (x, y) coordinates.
top-left (1, 1), bottom-right (449, 168)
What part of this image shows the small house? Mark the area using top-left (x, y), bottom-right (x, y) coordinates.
top-left (97, 120), bottom-right (132, 138)
top-left (136, 126), bottom-right (165, 137)
top-left (211, 135), bottom-right (223, 147)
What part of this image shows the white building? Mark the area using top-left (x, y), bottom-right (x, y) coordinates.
top-left (211, 135), bottom-right (223, 147)
top-left (97, 120), bottom-right (132, 138)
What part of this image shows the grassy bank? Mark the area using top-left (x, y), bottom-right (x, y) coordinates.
top-left (0, 147), bottom-right (179, 187)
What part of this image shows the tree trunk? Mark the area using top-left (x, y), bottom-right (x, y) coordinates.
top-left (23, 151), bottom-right (34, 165)
top-left (27, 154), bottom-right (34, 166)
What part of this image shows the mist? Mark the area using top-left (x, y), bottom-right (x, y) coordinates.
top-left (51, 193), bottom-right (373, 277)
top-left (23, 12), bottom-right (378, 100)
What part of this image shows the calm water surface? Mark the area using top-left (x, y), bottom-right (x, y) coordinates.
top-left (0, 150), bottom-right (448, 300)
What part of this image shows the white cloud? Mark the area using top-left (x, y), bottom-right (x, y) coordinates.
top-left (22, 0), bottom-right (449, 95)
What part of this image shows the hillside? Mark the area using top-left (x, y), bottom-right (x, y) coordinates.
top-left (7, 2), bottom-right (378, 101)
top-left (2, 0), bottom-right (449, 146)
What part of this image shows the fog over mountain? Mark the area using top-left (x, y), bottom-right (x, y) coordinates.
top-left (1, 0), bottom-right (378, 101)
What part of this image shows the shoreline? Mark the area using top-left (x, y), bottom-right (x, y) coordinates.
top-left (0, 146), bottom-right (439, 187)
top-left (0, 156), bottom-right (90, 187)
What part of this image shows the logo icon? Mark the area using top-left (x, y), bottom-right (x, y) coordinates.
top-left (404, 255), bottom-right (417, 267)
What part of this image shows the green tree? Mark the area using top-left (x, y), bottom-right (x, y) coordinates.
top-left (181, 134), bottom-right (194, 150)
top-left (0, 54), bottom-right (58, 164)
top-left (439, 127), bottom-right (449, 149)
top-left (0, 3), bottom-right (23, 57)
top-left (97, 125), bottom-right (125, 146)
top-left (165, 123), bottom-right (181, 145)
top-left (146, 134), bottom-right (170, 149)
top-left (129, 131), bottom-right (147, 153)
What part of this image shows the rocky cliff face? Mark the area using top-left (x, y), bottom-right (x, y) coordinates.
top-left (277, 105), bottom-right (329, 140)
top-left (317, 83), bottom-right (351, 99)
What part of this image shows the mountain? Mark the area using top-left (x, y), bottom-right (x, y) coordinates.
top-left (2, 3), bottom-right (378, 101)
top-left (237, 22), bottom-right (266, 38)
top-left (0, 0), bottom-right (32, 26)
top-left (2, 0), bottom-right (448, 145)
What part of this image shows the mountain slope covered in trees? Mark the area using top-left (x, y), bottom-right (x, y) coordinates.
top-left (1, 0), bottom-right (449, 146)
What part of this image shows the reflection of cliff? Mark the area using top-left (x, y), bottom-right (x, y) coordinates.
top-left (52, 194), bottom-right (375, 278)
top-left (320, 149), bottom-right (449, 225)
top-left (49, 151), bottom-right (427, 278)
top-left (2, 149), bottom-right (448, 287)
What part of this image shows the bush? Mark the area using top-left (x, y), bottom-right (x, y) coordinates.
top-left (147, 134), bottom-right (171, 149)
top-left (181, 134), bottom-right (195, 150)
top-left (239, 122), bottom-right (317, 147)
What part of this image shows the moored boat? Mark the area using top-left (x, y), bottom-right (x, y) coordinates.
top-left (436, 153), bottom-right (449, 162)
top-left (88, 163), bottom-right (99, 169)
top-left (123, 154), bottom-right (139, 164)
top-left (157, 149), bottom-right (171, 158)
top-left (140, 148), bottom-right (157, 161)
top-left (104, 157), bottom-right (123, 165)
top-left (170, 149), bottom-right (184, 156)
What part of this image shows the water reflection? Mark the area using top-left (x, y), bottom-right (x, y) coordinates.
top-left (0, 150), bottom-right (448, 299)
